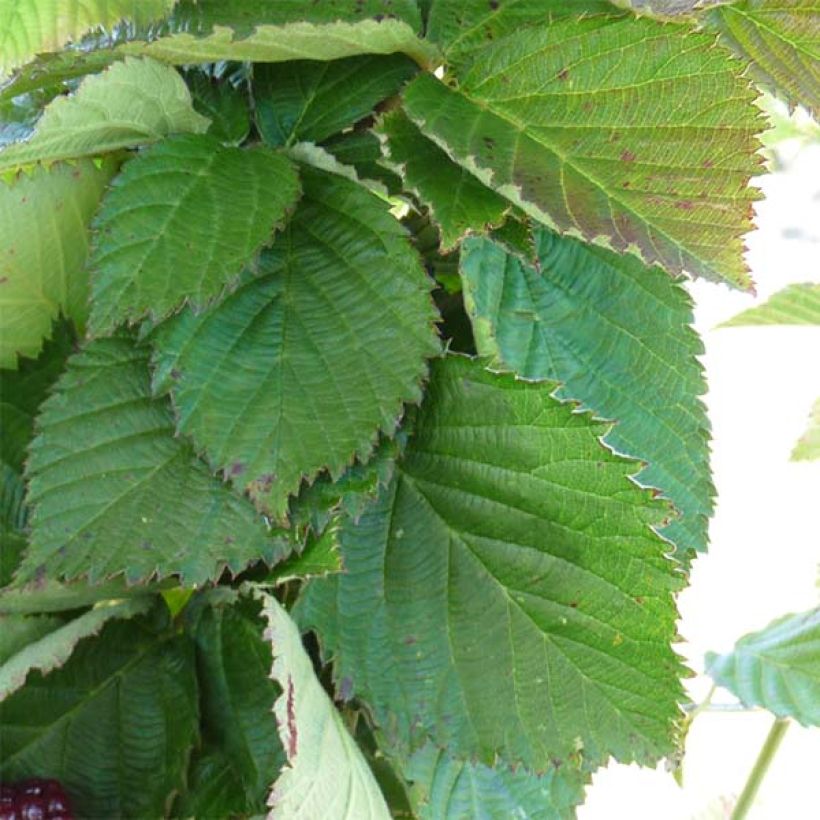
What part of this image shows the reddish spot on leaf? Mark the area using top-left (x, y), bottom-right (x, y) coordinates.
top-left (0, 276), bottom-right (7, 284)
top-left (620, 150), bottom-right (636, 163)
top-left (229, 462), bottom-right (246, 476)
top-left (403, 635), bottom-right (418, 645)
top-left (622, 180), bottom-right (631, 189)
top-left (702, 159), bottom-right (714, 169)
top-left (568, 601), bottom-right (579, 608)
top-left (557, 68), bottom-right (569, 81)
top-left (286, 675), bottom-right (298, 759)
top-left (675, 200), bottom-right (694, 211)
top-left (635, 596), bottom-right (645, 605)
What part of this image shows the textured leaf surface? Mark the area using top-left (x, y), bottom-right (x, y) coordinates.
top-left (254, 54), bottom-right (417, 147)
top-left (182, 589), bottom-right (285, 817)
top-left (184, 67), bottom-right (251, 145)
top-left (426, 0), bottom-right (615, 58)
top-left (88, 133), bottom-right (300, 332)
top-left (0, 57), bottom-right (209, 173)
top-left (263, 594), bottom-right (391, 819)
top-left (0, 159), bottom-right (115, 368)
top-left (0, 0), bottom-right (173, 76)
top-left (405, 742), bottom-right (587, 820)
top-left (322, 129), bottom-right (403, 194)
top-left (378, 109), bottom-right (509, 250)
top-left (792, 398), bottom-right (820, 461)
top-left (269, 529), bottom-right (342, 585)
top-left (0, 597), bottom-right (152, 699)
top-left (460, 230), bottom-right (712, 561)
top-left (720, 282), bottom-right (820, 326)
top-left (151, 168), bottom-right (439, 519)
top-left (22, 335), bottom-right (283, 585)
top-left (706, 608), bottom-right (820, 726)
top-left (703, 0), bottom-right (820, 116)
top-left (116, 0), bottom-right (436, 67)
top-left (0, 604), bottom-right (199, 818)
top-left (403, 15), bottom-right (765, 286)
top-left (296, 356), bottom-right (684, 769)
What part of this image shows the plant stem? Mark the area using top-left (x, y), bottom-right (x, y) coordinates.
top-left (731, 717), bottom-right (790, 820)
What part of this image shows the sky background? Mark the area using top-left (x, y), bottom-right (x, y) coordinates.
top-left (579, 114), bottom-right (820, 819)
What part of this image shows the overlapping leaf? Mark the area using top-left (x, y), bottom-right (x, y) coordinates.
top-left (720, 282), bottom-right (820, 326)
top-left (22, 335), bottom-right (284, 585)
top-left (0, 57), bottom-right (209, 173)
top-left (254, 54), bottom-right (417, 147)
top-left (184, 66), bottom-right (251, 145)
top-left (0, 603), bottom-right (199, 818)
top-left (0, 159), bottom-right (116, 368)
top-left (404, 743), bottom-right (587, 820)
top-left (378, 109), bottom-right (509, 250)
top-left (151, 167), bottom-right (439, 519)
top-left (403, 14), bottom-right (765, 286)
top-left (706, 608), bottom-right (820, 726)
top-left (88, 133), bottom-right (301, 333)
top-left (792, 398), bottom-right (820, 460)
top-left (263, 594), bottom-right (391, 819)
top-left (460, 229), bottom-right (712, 561)
top-left (0, 597), bottom-right (152, 699)
top-left (0, 0), bottom-right (173, 76)
top-left (296, 356), bottom-right (684, 770)
top-left (703, 0), bottom-right (820, 117)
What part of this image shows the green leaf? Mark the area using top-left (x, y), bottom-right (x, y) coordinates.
top-left (22, 335), bottom-right (285, 585)
top-left (706, 608), bottom-right (820, 727)
top-left (378, 109), bottom-right (509, 251)
top-left (0, 159), bottom-right (116, 368)
top-left (184, 66), bottom-right (251, 145)
top-left (0, 57), bottom-right (209, 173)
top-left (703, 0), bottom-right (820, 117)
top-left (0, 466), bottom-right (27, 534)
top-left (404, 742), bottom-right (588, 820)
top-left (151, 167), bottom-right (439, 520)
top-left (0, 612), bottom-right (62, 664)
top-left (296, 356), bottom-right (684, 770)
top-left (176, 591), bottom-right (283, 816)
top-left (88, 133), bottom-right (301, 333)
top-left (0, 602), bottom-right (199, 818)
top-left (792, 397), bottom-right (820, 461)
top-left (322, 129), bottom-right (403, 194)
top-left (0, 321), bottom-right (74, 470)
top-left (402, 15), bottom-right (765, 287)
top-left (0, 597), bottom-right (152, 699)
top-left (254, 53), bottom-right (417, 147)
top-left (267, 527), bottom-right (342, 585)
top-left (0, 0), bottom-right (174, 76)
top-left (720, 282), bottom-right (820, 326)
top-left (117, 0), bottom-right (437, 68)
top-left (263, 593), bottom-right (391, 819)
top-left (426, 0), bottom-right (616, 58)
top-left (460, 229), bottom-right (712, 561)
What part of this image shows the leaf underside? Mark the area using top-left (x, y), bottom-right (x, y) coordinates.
top-left (706, 607), bottom-right (820, 727)
top-left (460, 229), bottom-right (712, 561)
top-left (403, 14), bottom-right (765, 287)
top-left (22, 335), bottom-right (285, 585)
top-left (88, 132), bottom-right (301, 333)
top-left (263, 593), bottom-right (391, 819)
top-left (297, 356), bottom-right (685, 771)
top-left (151, 167), bottom-right (439, 520)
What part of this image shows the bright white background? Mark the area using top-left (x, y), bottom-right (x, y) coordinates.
top-left (579, 119), bottom-right (820, 819)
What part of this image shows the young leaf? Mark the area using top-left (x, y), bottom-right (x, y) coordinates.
top-left (118, 0), bottom-right (437, 67)
top-left (88, 133), bottom-right (301, 333)
top-left (22, 335), bottom-right (286, 585)
top-left (0, 57), bottom-right (209, 173)
top-left (403, 15), bottom-right (766, 287)
top-left (460, 229), bottom-right (712, 562)
top-left (176, 591), bottom-right (283, 816)
top-left (404, 742), bottom-right (588, 820)
top-left (262, 593), bottom-right (391, 819)
top-left (0, 0), bottom-right (174, 76)
top-left (151, 167), bottom-right (440, 520)
top-left (296, 356), bottom-right (685, 771)
top-left (254, 54), bottom-right (417, 147)
top-left (0, 602), bottom-right (199, 818)
top-left (702, 0), bottom-right (820, 117)
top-left (0, 597), bottom-right (152, 699)
top-left (0, 159), bottom-right (116, 368)
top-left (706, 608), bottom-right (820, 727)
top-left (792, 398), bottom-right (820, 461)
top-left (719, 282), bottom-right (820, 326)
top-left (378, 109), bottom-right (509, 251)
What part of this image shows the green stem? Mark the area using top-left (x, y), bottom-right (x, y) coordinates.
top-left (731, 717), bottom-right (790, 820)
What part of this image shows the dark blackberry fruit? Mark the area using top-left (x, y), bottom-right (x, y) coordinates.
top-left (0, 780), bottom-right (74, 820)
